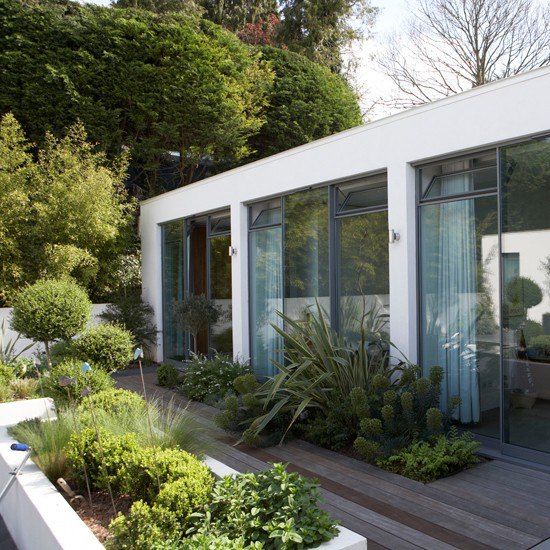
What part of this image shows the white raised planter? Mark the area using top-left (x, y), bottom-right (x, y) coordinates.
top-left (204, 455), bottom-right (368, 550)
top-left (0, 398), bottom-right (103, 550)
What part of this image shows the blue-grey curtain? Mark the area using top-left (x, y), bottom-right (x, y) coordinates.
top-left (250, 227), bottom-right (283, 377)
top-left (436, 175), bottom-right (480, 423)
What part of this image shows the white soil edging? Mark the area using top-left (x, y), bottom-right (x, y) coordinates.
top-left (0, 398), bottom-right (103, 550)
top-left (204, 455), bottom-right (368, 550)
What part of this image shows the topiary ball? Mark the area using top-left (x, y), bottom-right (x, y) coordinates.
top-left (73, 323), bottom-right (134, 372)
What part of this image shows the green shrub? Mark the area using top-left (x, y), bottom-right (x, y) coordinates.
top-left (528, 335), bottom-right (550, 356)
top-left (66, 427), bottom-right (141, 495)
top-left (213, 376), bottom-right (271, 445)
top-left (10, 278), bottom-right (92, 368)
top-left (0, 384), bottom-right (14, 403)
top-left (303, 396), bottom-right (359, 451)
top-left (523, 320), bottom-right (544, 342)
top-left (188, 463), bottom-right (338, 548)
top-left (352, 365), bottom-right (459, 461)
top-left (100, 292), bottom-right (158, 355)
top-left (50, 339), bottom-right (77, 364)
top-left (73, 323), bottom-right (134, 372)
top-left (179, 534), bottom-right (259, 549)
top-left (157, 364), bottom-right (179, 388)
top-left (41, 359), bottom-right (114, 406)
top-left (244, 302), bottom-right (392, 444)
top-left (0, 362), bottom-right (15, 384)
top-left (377, 428), bottom-right (480, 483)
top-left (108, 473), bottom-right (218, 550)
top-left (9, 356), bottom-right (37, 378)
top-left (108, 500), bottom-right (181, 550)
top-left (67, 428), bottom-right (213, 502)
top-left (77, 388), bottom-right (146, 420)
top-left (181, 354), bottom-right (251, 402)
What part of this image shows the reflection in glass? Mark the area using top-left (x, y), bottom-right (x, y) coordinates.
top-left (162, 220), bottom-right (185, 361)
top-left (420, 195), bottom-right (500, 437)
top-left (420, 152), bottom-right (496, 199)
top-left (250, 227), bottom-right (283, 377)
top-left (284, 188), bottom-right (329, 319)
top-left (502, 136), bottom-right (550, 454)
top-left (337, 211), bottom-right (389, 345)
top-left (336, 174), bottom-right (387, 213)
top-left (210, 234), bottom-right (232, 354)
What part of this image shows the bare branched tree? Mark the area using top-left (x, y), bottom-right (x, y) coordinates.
top-left (379, 0), bottom-right (550, 109)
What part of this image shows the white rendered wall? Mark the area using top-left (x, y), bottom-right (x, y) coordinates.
top-left (140, 67), bottom-right (550, 363)
top-left (0, 304), bottom-right (111, 359)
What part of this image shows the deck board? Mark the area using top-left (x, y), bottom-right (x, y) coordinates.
top-left (114, 368), bottom-right (550, 550)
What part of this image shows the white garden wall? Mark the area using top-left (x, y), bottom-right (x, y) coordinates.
top-left (0, 398), bottom-right (103, 550)
top-left (0, 304), bottom-right (110, 359)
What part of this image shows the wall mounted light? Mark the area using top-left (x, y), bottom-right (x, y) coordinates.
top-left (228, 246), bottom-right (237, 257)
top-left (389, 229), bottom-right (400, 244)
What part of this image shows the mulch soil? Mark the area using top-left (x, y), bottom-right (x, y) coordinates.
top-left (64, 490), bottom-right (132, 544)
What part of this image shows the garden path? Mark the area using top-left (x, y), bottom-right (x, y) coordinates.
top-left (114, 367), bottom-right (550, 550)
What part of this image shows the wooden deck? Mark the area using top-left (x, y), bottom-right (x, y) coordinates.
top-left (114, 367), bottom-right (550, 550)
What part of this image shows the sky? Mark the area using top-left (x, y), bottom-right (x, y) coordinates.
top-left (351, 0), bottom-right (409, 118)
top-left (80, 0), bottom-right (409, 117)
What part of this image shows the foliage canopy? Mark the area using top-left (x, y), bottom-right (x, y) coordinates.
top-left (0, 0), bottom-right (362, 196)
top-left (0, 114), bottom-right (135, 304)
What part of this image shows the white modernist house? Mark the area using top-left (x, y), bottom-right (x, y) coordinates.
top-left (141, 66), bottom-right (550, 465)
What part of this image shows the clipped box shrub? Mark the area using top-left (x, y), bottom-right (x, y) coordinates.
top-left (66, 427), bottom-right (141, 496)
top-left (10, 278), bottom-right (91, 368)
top-left (73, 323), bottom-right (134, 372)
top-left (76, 388), bottom-right (146, 419)
top-left (42, 358), bottom-right (114, 406)
top-left (157, 363), bottom-right (179, 388)
top-left (67, 428), bottom-right (213, 502)
top-left (108, 500), bottom-right (182, 550)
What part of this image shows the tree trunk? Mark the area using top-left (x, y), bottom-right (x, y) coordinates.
top-left (44, 340), bottom-right (52, 369)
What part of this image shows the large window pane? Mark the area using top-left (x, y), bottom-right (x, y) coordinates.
top-left (338, 211), bottom-right (389, 345)
top-left (284, 188), bottom-right (329, 319)
top-left (250, 227), bottom-right (283, 377)
top-left (502, 136), bottom-right (550, 454)
top-left (210, 234), bottom-right (232, 354)
top-left (162, 220), bottom-right (185, 361)
top-left (420, 195), bottom-right (500, 437)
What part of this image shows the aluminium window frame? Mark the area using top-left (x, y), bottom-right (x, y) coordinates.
top-left (247, 172), bottom-right (389, 371)
top-left (415, 132), bottom-right (550, 466)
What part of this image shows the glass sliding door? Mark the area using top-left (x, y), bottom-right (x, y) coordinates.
top-left (335, 175), bottom-right (389, 345)
top-left (162, 220), bottom-right (185, 361)
top-left (419, 153), bottom-right (500, 437)
top-left (284, 188), bottom-right (329, 319)
top-left (249, 200), bottom-right (283, 377)
top-left (209, 214), bottom-right (232, 355)
top-left (501, 136), bottom-right (550, 454)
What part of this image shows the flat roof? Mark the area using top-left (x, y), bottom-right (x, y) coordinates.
top-left (141, 65), bottom-right (550, 207)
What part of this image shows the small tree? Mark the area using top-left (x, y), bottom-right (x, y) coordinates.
top-left (10, 279), bottom-right (92, 368)
top-left (173, 295), bottom-right (220, 354)
top-left (100, 291), bottom-right (158, 355)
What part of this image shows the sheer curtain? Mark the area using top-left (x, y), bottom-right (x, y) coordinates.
top-left (250, 227), bottom-right (283, 377)
top-left (436, 174), bottom-right (480, 423)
